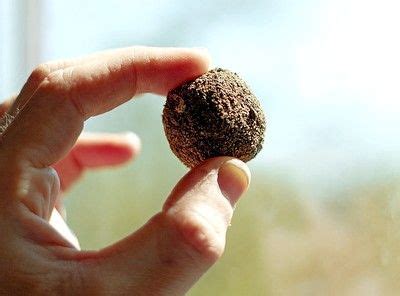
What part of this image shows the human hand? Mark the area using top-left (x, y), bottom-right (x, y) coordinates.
top-left (0, 47), bottom-right (250, 295)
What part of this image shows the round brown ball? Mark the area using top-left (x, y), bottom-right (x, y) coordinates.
top-left (162, 68), bottom-right (266, 168)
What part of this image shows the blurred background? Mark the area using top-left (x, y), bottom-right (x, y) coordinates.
top-left (1, 0), bottom-right (400, 294)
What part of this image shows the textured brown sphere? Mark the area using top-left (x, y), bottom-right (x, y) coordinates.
top-left (162, 68), bottom-right (266, 167)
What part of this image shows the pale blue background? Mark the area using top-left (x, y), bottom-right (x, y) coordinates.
top-left (2, 0), bottom-right (399, 200)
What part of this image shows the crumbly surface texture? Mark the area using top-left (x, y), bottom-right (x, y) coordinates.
top-left (162, 68), bottom-right (266, 168)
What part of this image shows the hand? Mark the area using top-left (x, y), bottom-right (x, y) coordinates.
top-left (0, 47), bottom-right (250, 295)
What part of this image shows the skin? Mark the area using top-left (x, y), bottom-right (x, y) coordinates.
top-left (0, 47), bottom-right (251, 295)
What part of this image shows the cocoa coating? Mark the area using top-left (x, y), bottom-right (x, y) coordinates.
top-left (162, 68), bottom-right (266, 167)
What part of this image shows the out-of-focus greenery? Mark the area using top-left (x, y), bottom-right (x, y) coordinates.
top-left (65, 96), bottom-right (400, 295)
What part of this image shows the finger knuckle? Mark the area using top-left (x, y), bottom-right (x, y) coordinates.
top-left (35, 69), bottom-right (86, 118)
top-left (37, 70), bottom-right (68, 96)
top-left (29, 63), bottom-right (52, 85)
top-left (165, 210), bottom-right (225, 264)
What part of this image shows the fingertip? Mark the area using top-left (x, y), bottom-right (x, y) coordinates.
top-left (101, 132), bottom-right (142, 164)
top-left (73, 132), bottom-right (141, 168)
top-left (168, 47), bottom-right (211, 68)
top-left (162, 47), bottom-right (211, 93)
top-left (123, 131), bottom-right (142, 158)
top-left (217, 158), bottom-right (251, 206)
top-left (135, 46), bottom-right (212, 95)
top-left (186, 47), bottom-right (212, 70)
top-left (163, 156), bottom-right (250, 216)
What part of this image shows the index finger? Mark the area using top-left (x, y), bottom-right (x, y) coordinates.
top-left (0, 47), bottom-right (210, 167)
top-left (9, 46), bottom-right (205, 116)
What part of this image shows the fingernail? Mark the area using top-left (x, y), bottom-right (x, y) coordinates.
top-left (217, 159), bottom-right (251, 206)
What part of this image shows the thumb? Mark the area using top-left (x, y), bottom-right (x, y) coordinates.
top-left (81, 157), bottom-right (250, 295)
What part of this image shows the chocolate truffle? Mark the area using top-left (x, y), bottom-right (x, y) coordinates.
top-left (162, 68), bottom-right (266, 168)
